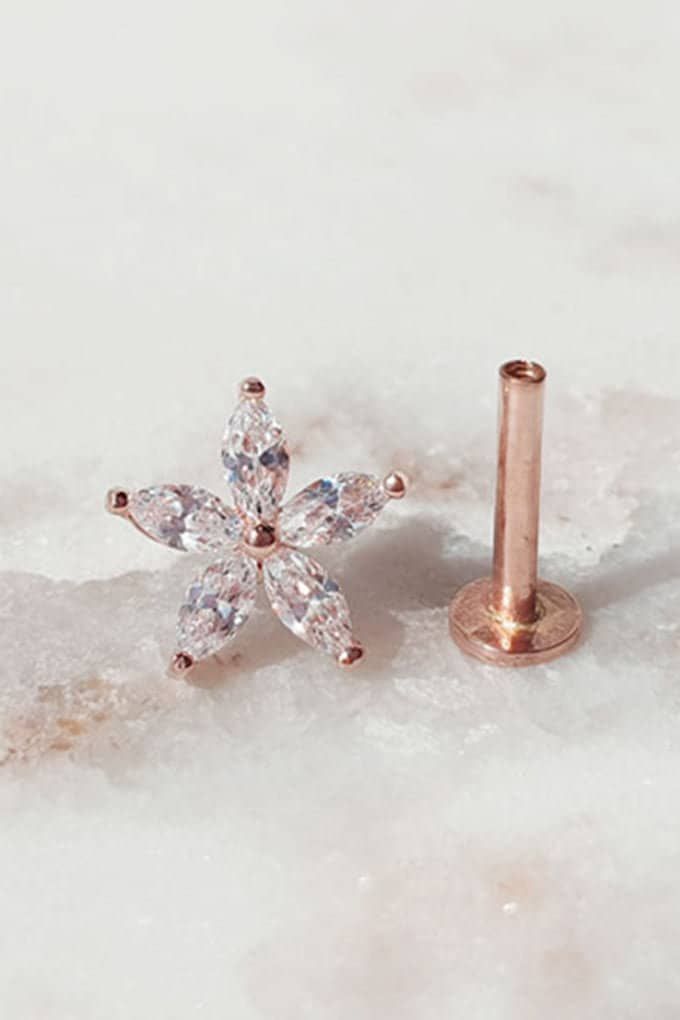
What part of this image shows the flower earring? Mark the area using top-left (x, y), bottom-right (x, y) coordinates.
top-left (107, 377), bottom-right (408, 676)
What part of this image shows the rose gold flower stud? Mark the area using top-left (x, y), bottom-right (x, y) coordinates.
top-left (107, 378), bottom-right (408, 676)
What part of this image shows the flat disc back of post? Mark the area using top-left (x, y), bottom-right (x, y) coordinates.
top-left (449, 578), bottom-right (583, 668)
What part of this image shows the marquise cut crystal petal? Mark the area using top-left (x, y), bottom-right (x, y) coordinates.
top-left (128, 486), bottom-right (242, 553)
top-left (222, 398), bottom-right (290, 524)
top-left (176, 553), bottom-right (258, 659)
top-left (263, 548), bottom-right (354, 658)
top-left (278, 472), bottom-right (388, 547)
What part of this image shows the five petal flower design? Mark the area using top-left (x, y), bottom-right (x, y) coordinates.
top-left (107, 377), bottom-right (408, 675)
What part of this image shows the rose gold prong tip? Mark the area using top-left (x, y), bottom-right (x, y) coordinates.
top-left (170, 651), bottom-right (195, 677)
top-left (337, 644), bottom-right (364, 668)
top-left (106, 488), bottom-right (130, 515)
top-left (383, 471), bottom-right (409, 499)
top-left (239, 377), bottom-right (266, 400)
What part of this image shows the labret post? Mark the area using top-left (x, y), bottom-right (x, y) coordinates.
top-left (449, 359), bottom-right (583, 666)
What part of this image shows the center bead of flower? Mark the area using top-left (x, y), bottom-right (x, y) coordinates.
top-left (242, 522), bottom-right (278, 560)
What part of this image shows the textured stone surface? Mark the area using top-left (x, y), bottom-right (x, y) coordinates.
top-left (2, 2), bottom-right (680, 1017)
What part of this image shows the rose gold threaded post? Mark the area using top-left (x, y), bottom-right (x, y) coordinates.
top-left (449, 359), bottom-right (583, 667)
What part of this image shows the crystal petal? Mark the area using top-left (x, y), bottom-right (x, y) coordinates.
top-left (263, 548), bottom-right (355, 658)
top-left (176, 553), bottom-right (258, 660)
top-left (278, 473), bottom-right (388, 547)
top-left (128, 485), bottom-right (242, 553)
top-left (221, 398), bottom-right (290, 524)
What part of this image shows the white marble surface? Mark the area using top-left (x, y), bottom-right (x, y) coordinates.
top-left (2, 1), bottom-right (680, 1016)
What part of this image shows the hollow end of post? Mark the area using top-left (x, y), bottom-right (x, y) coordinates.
top-left (500, 360), bottom-right (546, 385)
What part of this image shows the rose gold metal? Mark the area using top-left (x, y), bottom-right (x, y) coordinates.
top-left (105, 488), bottom-right (168, 543)
top-left (239, 376), bottom-right (266, 400)
top-left (492, 359), bottom-right (545, 627)
top-left (449, 359), bottom-right (582, 667)
top-left (171, 651), bottom-right (195, 676)
top-left (106, 488), bottom-right (130, 515)
top-left (383, 471), bottom-right (409, 499)
top-left (337, 644), bottom-right (364, 668)
top-left (241, 522), bottom-right (279, 561)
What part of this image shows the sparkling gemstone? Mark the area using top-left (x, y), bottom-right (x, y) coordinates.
top-left (263, 548), bottom-right (354, 657)
top-left (128, 486), bottom-right (242, 553)
top-left (222, 398), bottom-right (290, 524)
top-left (278, 473), bottom-right (388, 547)
top-left (176, 553), bottom-right (258, 659)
